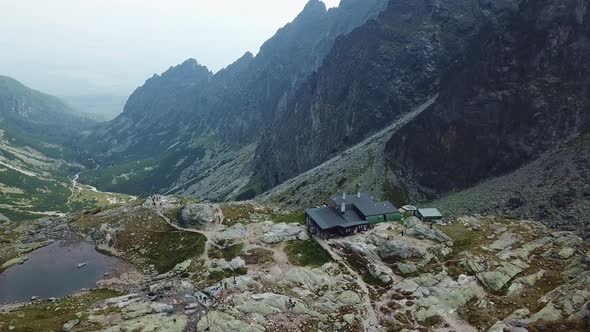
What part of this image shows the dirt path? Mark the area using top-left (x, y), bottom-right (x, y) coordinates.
top-left (314, 236), bottom-right (381, 331)
top-left (154, 208), bottom-right (220, 262)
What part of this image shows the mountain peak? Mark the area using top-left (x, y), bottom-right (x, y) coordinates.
top-left (298, 0), bottom-right (327, 19)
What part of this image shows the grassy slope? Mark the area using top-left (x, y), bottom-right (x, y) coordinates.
top-left (285, 239), bottom-right (332, 268)
top-left (0, 289), bottom-right (123, 332)
top-left (75, 208), bottom-right (207, 273)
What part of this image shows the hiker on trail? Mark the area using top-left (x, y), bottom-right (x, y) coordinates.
top-left (430, 222), bottom-right (433, 229)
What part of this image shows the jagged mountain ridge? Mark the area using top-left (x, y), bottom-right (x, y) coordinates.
top-left (76, 0), bottom-right (589, 241)
top-left (79, 0), bottom-right (389, 196)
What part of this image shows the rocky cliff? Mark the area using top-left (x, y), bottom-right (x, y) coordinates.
top-left (81, 0), bottom-right (389, 197)
top-left (254, 0), bottom-right (590, 195)
top-left (386, 0), bottom-right (590, 196)
top-left (252, 0), bottom-right (490, 191)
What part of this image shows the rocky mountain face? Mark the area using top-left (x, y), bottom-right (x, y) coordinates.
top-left (252, 0), bottom-right (484, 191)
top-left (386, 0), bottom-right (590, 196)
top-left (254, 0), bottom-right (590, 194)
top-left (80, 0), bottom-right (389, 196)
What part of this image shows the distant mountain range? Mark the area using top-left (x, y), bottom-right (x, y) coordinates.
top-left (1, 0), bottom-right (589, 238)
top-left (0, 75), bottom-right (95, 145)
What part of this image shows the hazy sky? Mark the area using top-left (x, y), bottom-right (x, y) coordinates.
top-left (0, 0), bottom-right (340, 97)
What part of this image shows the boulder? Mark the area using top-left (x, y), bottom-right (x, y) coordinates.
top-left (396, 262), bottom-right (418, 276)
top-left (529, 303), bottom-right (563, 322)
top-left (174, 260), bottom-right (193, 274)
top-left (489, 232), bottom-right (518, 251)
top-left (369, 263), bottom-right (394, 283)
top-left (476, 260), bottom-right (529, 292)
top-left (558, 247), bottom-right (575, 259)
top-left (315, 290), bottom-right (361, 312)
top-left (343, 313), bottom-right (355, 325)
top-left (408, 225), bottom-right (452, 243)
top-left (284, 267), bottom-right (334, 290)
top-left (233, 292), bottom-right (324, 319)
top-left (377, 240), bottom-right (427, 259)
top-left (179, 204), bottom-right (219, 228)
top-left (260, 223), bottom-right (308, 244)
top-left (62, 319), bottom-right (80, 331)
top-left (216, 224), bottom-right (247, 242)
top-left (228, 257), bottom-right (246, 270)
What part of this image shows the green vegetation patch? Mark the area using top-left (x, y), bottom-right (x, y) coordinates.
top-left (243, 247), bottom-right (274, 265)
top-left (382, 181), bottom-right (408, 208)
top-left (205, 267), bottom-right (248, 285)
top-left (220, 203), bottom-right (305, 226)
top-left (0, 289), bottom-right (124, 332)
top-left (209, 242), bottom-right (244, 261)
top-left (220, 203), bottom-right (265, 225)
top-left (79, 148), bottom-right (204, 196)
top-left (435, 222), bottom-right (487, 258)
top-left (0, 167), bottom-right (70, 217)
top-left (270, 211), bottom-right (306, 225)
top-left (68, 184), bottom-right (135, 212)
top-left (284, 239), bottom-right (332, 268)
top-left (112, 214), bottom-right (206, 273)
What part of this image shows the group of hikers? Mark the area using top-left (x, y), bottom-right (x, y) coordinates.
top-left (149, 194), bottom-right (164, 208)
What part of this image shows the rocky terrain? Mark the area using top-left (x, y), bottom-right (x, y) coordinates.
top-left (433, 131), bottom-right (590, 240)
top-left (1, 197), bottom-right (589, 331)
top-left (385, 0), bottom-right (590, 197)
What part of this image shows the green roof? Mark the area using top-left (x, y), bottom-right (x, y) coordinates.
top-left (417, 208), bottom-right (442, 218)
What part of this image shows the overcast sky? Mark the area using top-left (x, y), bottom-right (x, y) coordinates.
top-left (0, 0), bottom-right (340, 97)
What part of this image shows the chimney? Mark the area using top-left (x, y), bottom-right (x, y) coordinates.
top-left (357, 191), bottom-right (361, 198)
top-left (341, 203), bottom-right (346, 214)
top-left (342, 192), bottom-right (346, 200)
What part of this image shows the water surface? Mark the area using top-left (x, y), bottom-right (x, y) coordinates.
top-left (0, 242), bottom-right (122, 304)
